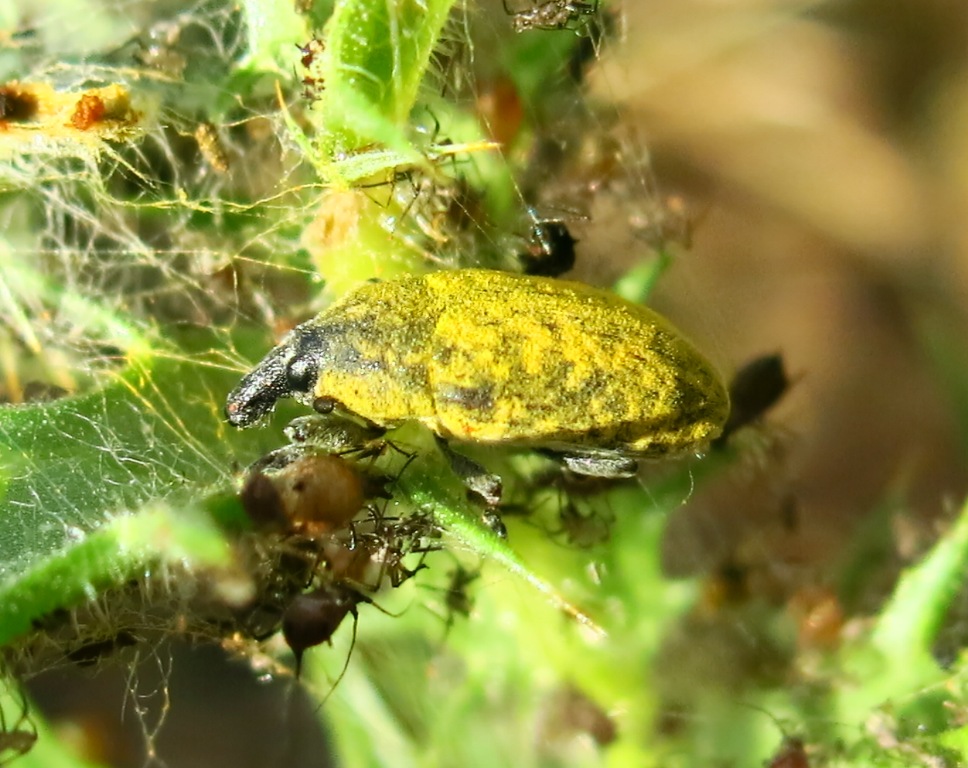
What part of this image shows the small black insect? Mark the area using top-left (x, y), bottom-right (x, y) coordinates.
top-left (566, 5), bottom-right (615, 82)
top-left (66, 630), bottom-right (139, 667)
top-left (519, 220), bottom-right (577, 277)
top-left (504, 0), bottom-right (598, 33)
top-left (0, 86), bottom-right (38, 123)
top-left (715, 353), bottom-right (790, 445)
top-left (282, 582), bottom-right (371, 678)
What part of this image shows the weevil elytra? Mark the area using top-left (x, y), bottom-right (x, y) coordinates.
top-left (225, 269), bottom-right (729, 478)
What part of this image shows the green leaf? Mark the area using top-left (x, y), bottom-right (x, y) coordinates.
top-left (871, 499), bottom-right (968, 673)
top-left (0, 344), bottom-right (282, 646)
top-left (302, 0), bottom-right (458, 184)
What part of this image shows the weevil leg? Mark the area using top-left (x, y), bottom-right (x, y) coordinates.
top-left (559, 452), bottom-right (639, 479)
top-left (310, 398), bottom-right (385, 432)
top-left (434, 437), bottom-right (503, 505)
top-left (246, 442), bottom-right (315, 473)
top-left (285, 413), bottom-right (418, 464)
top-left (480, 507), bottom-right (508, 539)
top-left (285, 413), bottom-right (345, 443)
top-left (285, 413), bottom-right (386, 452)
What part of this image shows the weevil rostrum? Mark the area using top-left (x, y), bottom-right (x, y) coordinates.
top-left (226, 269), bottom-right (729, 482)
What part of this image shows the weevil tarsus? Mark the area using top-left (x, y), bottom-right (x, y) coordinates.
top-left (558, 452), bottom-right (639, 479)
top-left (434, 436), bottom-right (503, 505)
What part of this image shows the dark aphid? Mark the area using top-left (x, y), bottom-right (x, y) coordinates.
top-left (715, 353), bottom-right (789, 445)
top-left (0, 85), bottom-right (38, 123)
top-left (439, 564), bottom-right (480, 633)
top-left (523, 463), bottom-right (622, 546)
top-left (555, 468), bottom-right (625, 545)
top-left (277, 512), bottom-right (437, 678)
top-left (65, 630), bottom-right (139, 667)
top-left (504, 0), bottom-right (599, 33)
top-left (240, 540), bottom-right (324, 642)
top-left (282, 582), bottom-right (370, 677)
top-left (555, 498), bottom-right (613, 548)
top-left (519, 220), bottom-right (577, 277)
top-left (29, 607), bottom-right (70, 632)
top-left (444, 565), bottom-right (478, 617)
top-left (419, 561), bottom-right (481, 637)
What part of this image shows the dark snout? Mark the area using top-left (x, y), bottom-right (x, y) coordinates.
top-left (224, 345), bottom-right (293, 428)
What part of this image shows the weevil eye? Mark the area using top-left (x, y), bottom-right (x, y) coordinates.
top-left (286, 356), bottom-right (317, 393)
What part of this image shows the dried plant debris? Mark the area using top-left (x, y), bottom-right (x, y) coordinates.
top-left (0, 83), bottom-right (145, 155)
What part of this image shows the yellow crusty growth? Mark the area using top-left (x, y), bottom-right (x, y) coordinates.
top-left (308, 269), bottom-right (729, 458)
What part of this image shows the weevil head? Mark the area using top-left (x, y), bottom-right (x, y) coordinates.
top-left (225, 326), bottom-right (329, 427)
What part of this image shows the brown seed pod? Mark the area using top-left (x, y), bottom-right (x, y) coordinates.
top-left (241, 453), bottom-right (367, 536)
